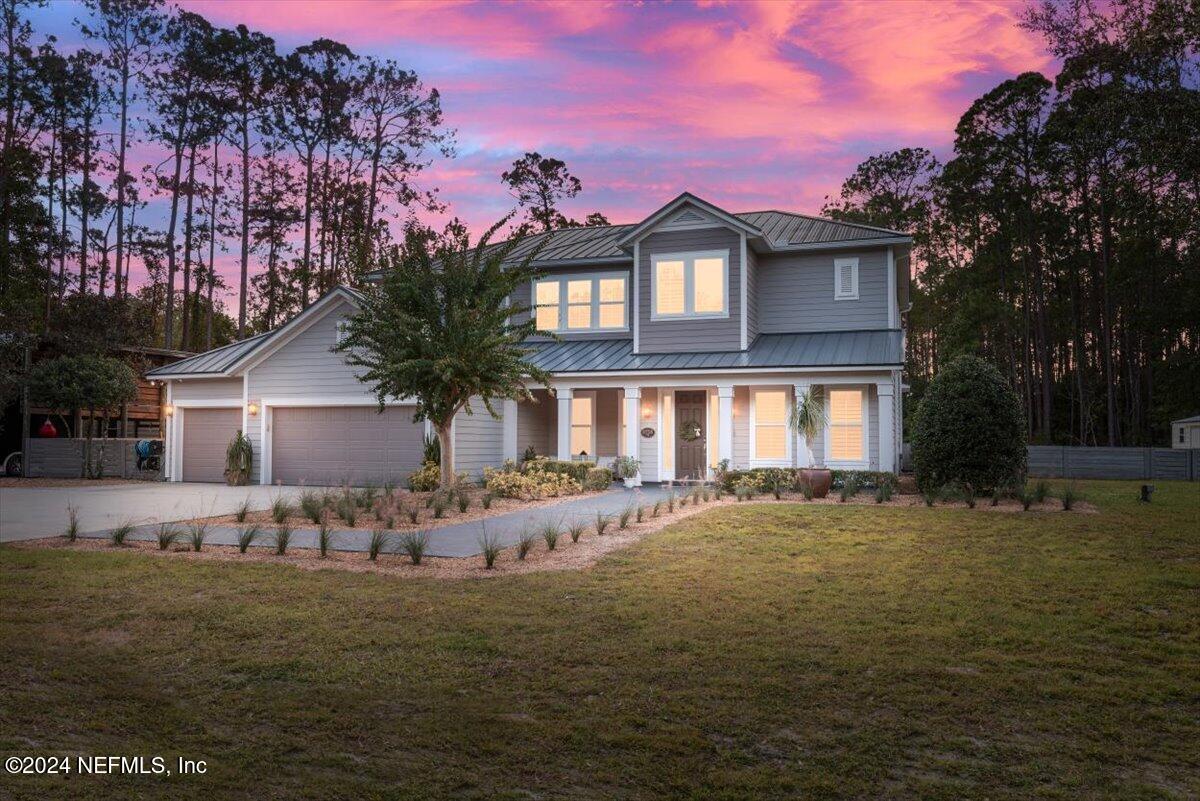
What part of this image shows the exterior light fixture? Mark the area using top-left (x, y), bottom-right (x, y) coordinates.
top-left (247, 402), bottom-right (259, 416)
top-left (163, 404), bottom-right (175, 417)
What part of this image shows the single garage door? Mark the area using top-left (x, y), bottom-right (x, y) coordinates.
top-left (271, 406), bottom-right (425, 486)
top-left (182, 407), bottom-right (242, 482)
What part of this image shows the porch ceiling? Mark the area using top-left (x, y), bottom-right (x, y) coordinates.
top-left (524, 330), bottom-right (903, 373)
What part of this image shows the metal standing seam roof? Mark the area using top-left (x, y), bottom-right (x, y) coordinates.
top-left (145, 331), bottom-right (273, 377)
top-left (499, 211), bottom-right (904, 264)
top-left (523, 330), bottom-right (904, 373)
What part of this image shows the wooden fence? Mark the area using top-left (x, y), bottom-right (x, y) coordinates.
top-left (25, 438), bottom-right (163, 480)
top-left (1026, 446), bottom-right (1198, 481)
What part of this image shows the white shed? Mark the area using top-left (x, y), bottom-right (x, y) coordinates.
top-left (1171, 415), bottom-right (1200, 448)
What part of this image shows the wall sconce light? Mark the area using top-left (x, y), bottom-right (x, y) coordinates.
top-left (247, 402), bottom-right (259, 416)
top-left (163, 404), bottom-right (175, 417)
top-left (642, 405), bottom-right (653, 420)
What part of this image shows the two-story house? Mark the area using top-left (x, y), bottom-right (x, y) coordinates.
top-left (147, 193), bottom-right (909, 485)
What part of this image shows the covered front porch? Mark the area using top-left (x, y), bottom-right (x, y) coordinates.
top-left (498, 373), bottom-right (900, 483)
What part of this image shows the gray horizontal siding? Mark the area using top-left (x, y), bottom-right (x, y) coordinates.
top-left (638, 227), bottom-right (742, 353)
top-left (171, 377), bottom-right (242, 402)
top-left (454, 398), bottom-right (504, 481)
top-left (517, 390), bottom-right (554, 459)
top-left (756, 248), bottom-right (890, 333)
top-left (1028, 446), bottom-right (1199, 480)
top-left (745, 246), bottom-right (759, 343)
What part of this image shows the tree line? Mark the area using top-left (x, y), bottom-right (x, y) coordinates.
top-left (0, 0), bottom-right (609, 372)
top-left (822, 0), bottom-right (1198, 446)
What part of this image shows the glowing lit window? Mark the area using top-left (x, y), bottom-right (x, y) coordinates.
top-left (753, 389), bottom-right (787, 461)
top-left (652, 251), bottom-right (728, 318)
top-left (570, 394), bottom-right (594, 457)
top-left (533, 275), bottom-right (625, 332)
top-left (828, 389), bottom-right (864, 463)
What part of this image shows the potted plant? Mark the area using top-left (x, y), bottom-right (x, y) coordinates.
top-left (789, 388), bottom-right (832, 498)
top-left (613, 455), bottom-right (641, 488)
top-left (224, 431), bottom-right (253, 486)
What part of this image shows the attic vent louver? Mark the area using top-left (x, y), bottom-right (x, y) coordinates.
top-left (676, 209), bottom-right (704, 223)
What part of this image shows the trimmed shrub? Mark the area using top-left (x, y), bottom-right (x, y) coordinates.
top-left (583, 467), bottom-right (615, 491)
top-left (484, 462), bottom-right (582, 499)
top-left (522, 457), bottom-right (593, 482)
top-left (911, 355), bottom-right (1026, 493)
top-left (408, 461), bottom-right (441, 492)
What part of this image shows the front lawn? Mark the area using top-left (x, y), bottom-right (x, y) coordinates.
top-left (1, 480), bottom-right (1197, 800)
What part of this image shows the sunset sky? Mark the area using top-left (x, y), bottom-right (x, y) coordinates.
top-left (30, 0), bottom-right (1056, 292)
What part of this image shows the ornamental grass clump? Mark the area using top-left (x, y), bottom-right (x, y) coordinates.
top-left (156, 523), bottom-right (181, 550)
top-left (188, 521), bottom-right (209, 552)
top-left (636, 505), bottom-right (644, 523)
top-left (516, 529), bottom-right (536, 560)
top-left (317, 516), bottom-right (335, 557)
top-left (922, 487), bottom-right (937, 507)
top-left (274, 524), bottom-right (293, 555)
top-left (432, 495), bottom-right (448, 519)
top-left (457, 492), bottom-right (471, 513)
top-left (65, 504), bottom-right (79, 541)
top-left (298, 491), bottom-right (323, 523)
top-left (595, 512), bottom-right (613, 535)
top-left (619, 507), bottom-right (633, 530)
top-left (541, 522), bottom-right (560, 551)
top-left (568, 521), bottom-right (585, 543)
top-left (875, 483), bottom-right (893, 504)
top-left (838, 476), bottom-right (859, 503)
top-left (478, 529), bottom-right (501, 569)
top-left (481, 493), bottom-right (493, 510)
top-left (799, 480), bottom-right (813, 502)
top-left (405, 504), bottom-right (419, 525)
top-left (270, 496), bottom-right (292, 524)
top-left (399, 530), bottom-right (429, 565)
top-left (237, 525), bottom-right (261, 554)
top-left (234, 497), bottom-right (253, 523)
top-left (368, 528), bottom-right (390, 561)
top-left (701, 488), bottom-right (710, 503)
top-left (110, 520), bottom-right (136, 547)
top-left (667, 493), bottom-right (676, 512)
top-left (338, 500), bottom-right (358, 527)
top-left (651, 500), bottom-right (661, 518)
top-left (1019, 488), bottom-right (1035, 511)
top-left (1033, 480), bottom-right (1051, 504)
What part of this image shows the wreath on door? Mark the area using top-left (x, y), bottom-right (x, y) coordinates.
top-left (678, 417), bottom-right (702, 442)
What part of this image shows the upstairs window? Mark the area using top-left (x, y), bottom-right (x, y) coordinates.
top-left (533, 274), bottom-right (627, 332)
top-left (652, 250), bottom-right (729, 319)
top-left (834, 257), bottom-right (859, 300)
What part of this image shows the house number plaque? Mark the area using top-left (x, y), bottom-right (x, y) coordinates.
top-left (640, 427), bottom-right (655, 438)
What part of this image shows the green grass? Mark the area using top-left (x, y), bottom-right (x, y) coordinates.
top-left (1, 480), bottom-right (1197, 800)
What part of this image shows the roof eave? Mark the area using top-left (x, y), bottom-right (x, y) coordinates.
top-left (615, 192), bottom-right (763, 248)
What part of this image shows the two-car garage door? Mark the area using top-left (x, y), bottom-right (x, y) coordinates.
top-left (271, 406), bottom-right (425, 486)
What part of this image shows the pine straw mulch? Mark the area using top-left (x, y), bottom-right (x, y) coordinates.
top-left (8, 490), bottom-right (1097, 581)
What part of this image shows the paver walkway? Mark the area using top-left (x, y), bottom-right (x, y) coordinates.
top-left (78, 484), bottom-right (685, 557)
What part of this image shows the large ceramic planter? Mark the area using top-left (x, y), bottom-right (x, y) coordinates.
top-left (799, 468), bottom-right (832, 498)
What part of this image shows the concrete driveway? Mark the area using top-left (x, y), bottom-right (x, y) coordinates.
top-left (0, 482), bottom-right (312, 543)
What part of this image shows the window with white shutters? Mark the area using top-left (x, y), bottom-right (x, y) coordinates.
top-left (834, 257), bottom-right (859, 300)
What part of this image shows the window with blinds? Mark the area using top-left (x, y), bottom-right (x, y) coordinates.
top-left (828, 389), bottom-right (865, 462)
top-left (753, 389), bottom-right (788, 461)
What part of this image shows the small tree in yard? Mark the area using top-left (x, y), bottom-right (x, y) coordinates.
top-left (911, 354), bottom-right (1026, 494)
top-left (28, 355), bottom-right (139, 478)
top-left (336, 217), bottom-right (549, 489)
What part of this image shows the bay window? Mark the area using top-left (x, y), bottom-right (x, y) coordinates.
top-left (652, 250), bottom-right (729, 319)
top-left (533, 273), bottom-right (627, 333)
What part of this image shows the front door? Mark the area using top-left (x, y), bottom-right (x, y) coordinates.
top-left (674, 390), bottom-right (707, 480)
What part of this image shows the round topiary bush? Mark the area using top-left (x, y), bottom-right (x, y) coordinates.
top-left (911, 354), bottom-right (1026, 493)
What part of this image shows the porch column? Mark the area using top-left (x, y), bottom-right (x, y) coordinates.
top-left (556, 388), bottom-right (572, 461)
top-left (623, 387), bottom-right (641, 484)
top-left (877, 380), bottom-right (896, 473)
top-left (793, 381), bottom-right (812, 468)
top-left (717, 384), bottom-right (734, 468)
top-left (501, 398), bottom-right (519, 462)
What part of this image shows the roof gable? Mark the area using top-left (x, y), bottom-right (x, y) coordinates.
top-left (615, 192), bottom-right (762, 248)
top-left (146, 285), bottom-right (363, 379)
